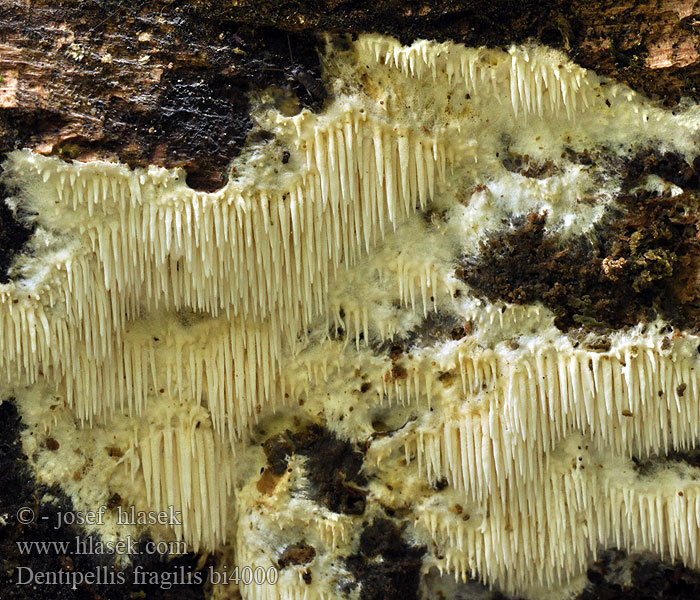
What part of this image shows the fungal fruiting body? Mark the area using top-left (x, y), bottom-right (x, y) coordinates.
top-left (3, 34), bottom-right (700, 599)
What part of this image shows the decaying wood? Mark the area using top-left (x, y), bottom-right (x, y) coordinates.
top-left (1, 1), bottom-right (700, 190)
top-left (2, 3), bottom-right (700, 600)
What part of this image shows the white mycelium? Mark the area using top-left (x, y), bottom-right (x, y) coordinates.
top-left (2, 34), bottom-right (700, 599)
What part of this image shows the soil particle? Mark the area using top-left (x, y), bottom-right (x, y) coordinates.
top-left (459, 178), bottom-right (700, 332)
top-left (578, 549), bottom-right (700, 600)
top-left (621, 148), bottom-right (700, 191)
top-left (389, 364), bottom-right (407, 381)
top-left (345, 518), bottom-right (425, 600)
top-left (263, 433), bottom-right (296, 476)
top-left (0, 180), bottom-right (34, 283)
top-left (372, 311), bottom-right (472, 358)
top-left (262, 425), bottom-right (368, 515)
top-left (277, 542), bottom-right (316, 568)
top-left (633, 448), bottom-right (700, 477)
top-left (433, 477), bottom-right (449, 491)
top-left (105, 493), bottom-right (121, 510)
top-left (502, 152), bottom-right (559, 179)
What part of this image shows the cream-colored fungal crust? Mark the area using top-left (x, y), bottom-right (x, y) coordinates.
top-left (2, 34), bottom-right (700, 599)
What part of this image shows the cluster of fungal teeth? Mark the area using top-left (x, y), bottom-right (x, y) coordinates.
top-left (3, 33), bottom-right (700, 599)
top-left (358, 37), bottom-right (596, 119)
